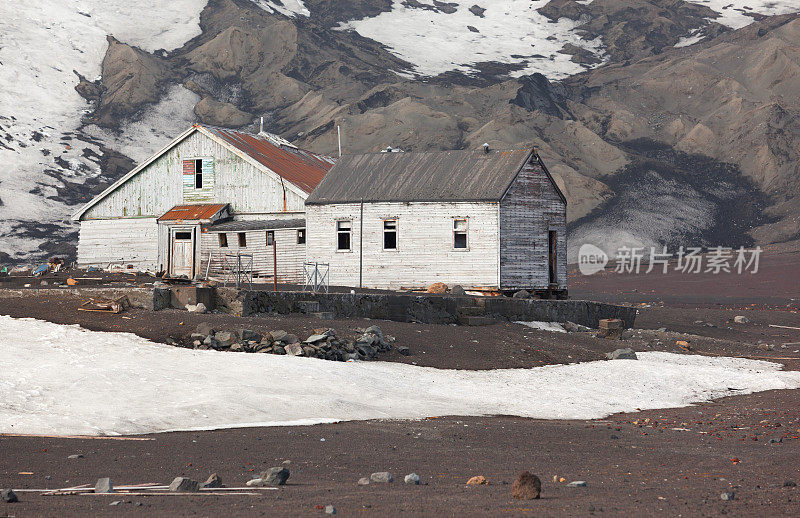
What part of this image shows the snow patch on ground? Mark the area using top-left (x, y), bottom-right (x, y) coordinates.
top-left (516, 321), bottom-right (567, 333)
top-left (338, 1), bottom-right (605, 79)
top-left (0, 1), bottom-right (206, 259)
top-left (1, 316), bottom-right (799, 436)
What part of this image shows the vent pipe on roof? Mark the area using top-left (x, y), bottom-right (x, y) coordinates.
top-left (259, 116), bottom-right (265, 136)
top-left (483, 143), bottom-right (490, 154)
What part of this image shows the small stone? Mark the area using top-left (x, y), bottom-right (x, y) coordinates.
top-left (109, 500), bottom-right (122, 506)
top-left (285, 343), bottom-right (304, 356)
top-left (230, 343), bottom-right (244, 352)
top-left (1, 489), bottom-right (18, 503)
top-left (466, 475), bottom-right (488, 485)
top-left (261, 467), bottom-right (290, 486)
top-left (201, 473), bottom-right (223, 488)
top-left (567, 480), bottom-right (587, 487)
top-left (215, 331), bottom-right (236, 347)
top-left (511, 471), bottom-right (541, 499)
top-left (734, 316), bottom-right (749, 324)
top-left (325, 505), bottom-right (337, 514)
top-left (783, 480), bottom-right (797, 487)
top-left (273, 345), bottom-right (286, 355)
top-left (94, 477), bottom-right (113, 493)
top-left (169, 477), bottom-right (199, 492)
top-left (186, 302), bottom-right (207, 313)
top-left (246, 478), bottom-right (266, 487)
top-left (426, 282), bottom-right (448, 294)
top-left (241, 329), bottom-right (261, 342)
top-left (68, 454), bottom-right (84, 459)
top-left (196, 322), bottom-right (215, 336)
top-left (397, 346), bottom-right (410, 356)
top-left (605, 348), bottom-right (637, 360)
top-left (450, 285), bottom-right (466, 296)
top-left (404, 473), bottom-right (421, 485)
top-left (370, 472), bottom-right (393, 483)
top-left (721, 491), bottom-right (735, 501)
top-left (270, 330), bottom-right (288, 342)
top-left (304, 334), bottom-right (327, 343)
top-left (512, 290), bottom-right (530, 299)
top-left (769, 437), bottom-right (782, 444)
top-left (357, 477), bottom-right (370, 486)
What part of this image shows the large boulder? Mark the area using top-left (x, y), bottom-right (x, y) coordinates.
top-left (606, 348), bottom-right (637, 360)
top-left (261, 467), bottom-right (290, 486)
top-left (511, 471), bottom-right (541, 499)
top-left (169, 477), bottom-right (199, 492)
top-left (426, 282), bottom-right (448, 294)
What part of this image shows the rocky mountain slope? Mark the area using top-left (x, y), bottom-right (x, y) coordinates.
top-left (1, 0), bottom-right (798, 264)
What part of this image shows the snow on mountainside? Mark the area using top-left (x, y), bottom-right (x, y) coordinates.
top-left (0, 0), bottom-right (206, 261)
top-left (1, 0), bottom-right (799, 264)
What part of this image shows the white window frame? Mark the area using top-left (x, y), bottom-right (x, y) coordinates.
top-left (266, 230), bottom-right (275, 246)
top-left (453, 217), bottom-right (469, 251)
top-left (336, 220), bottom-right (352, 252)
top-left (382, 218), bottom-right (398, 251)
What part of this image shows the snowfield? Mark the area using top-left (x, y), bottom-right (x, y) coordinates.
top-left (1, 316), bottom-right (799, 436)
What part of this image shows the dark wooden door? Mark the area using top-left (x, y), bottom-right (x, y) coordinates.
top-left (548, 230), bottom-right (557, 284)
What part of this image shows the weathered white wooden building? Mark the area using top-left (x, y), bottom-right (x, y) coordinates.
top-left (72, 124), bottom-right (334, 281)
top-left (304, 147), bottom-right (567, 295)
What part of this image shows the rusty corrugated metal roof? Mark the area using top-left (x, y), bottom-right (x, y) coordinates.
top-left (158, 204), bottom-right (228, 222)
top-left (305, 148), bottom-right (533, 205)
top-left (200, 125), bottom-right (335, 194)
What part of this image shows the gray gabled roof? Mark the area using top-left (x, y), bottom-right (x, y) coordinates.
top-left (305, 148), bottom-right (534, 205)
top-left (204, 218), bottom-right (305, 232)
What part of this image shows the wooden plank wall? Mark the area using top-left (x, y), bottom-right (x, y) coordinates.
top-left (200, 227), bottom-right (305, 283)
top-left (82, 130), bottom-right (306, 220)
top-left (306, 201), bottom-right (500, 290)
top-left (76, 218), bottom-right (160, 270)
top-left (499, 159), bottom-right (568, 290)
top-left (182, 157), bottom-right (214, 202)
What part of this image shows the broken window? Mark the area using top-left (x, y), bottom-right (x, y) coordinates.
top-left (297, 229), bottom-right (306, 244)
top-left (194, 159), bottom-right (203, 189)
top-left (337, 220), bottom-right (351, 251)
top-left (218, 233), bottom-right (228, 248)
top-left (238, 232), bottom-right (247, 248)
top-left (383, 219), bottom-right (397, 250)
top-left (266, 231), bottom-right (275, 246)
top-left (453, 218), bottom-right (468, 249)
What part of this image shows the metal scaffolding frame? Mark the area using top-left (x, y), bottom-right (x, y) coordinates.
top-left (302, 262), bottom-right (330, 293)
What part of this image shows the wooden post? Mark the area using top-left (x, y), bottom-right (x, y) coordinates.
top-left (272, 237), bottom-right (278, 292)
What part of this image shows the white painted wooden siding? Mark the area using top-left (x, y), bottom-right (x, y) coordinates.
top-left (499, 160), bottom-right (568, 290)
top-left (306, 201), bottom-right (500, 290)
top-left (200, 227), bottom-right (306, 283)
top-left (82, 130), bottom-right (306, 220)
top-left (76, 218), bottom-right (159, 270)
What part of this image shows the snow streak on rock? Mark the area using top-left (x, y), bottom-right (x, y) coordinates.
top-left (250, 0), bottom-right (310, 18)
top-left (338, 1), bottom-right (606, 79)
top-left (0, 0), bottom-right (206, 260)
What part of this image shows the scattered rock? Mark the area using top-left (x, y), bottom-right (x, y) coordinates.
top-left (769, 437), bottom-right (783, 444)
top-left (270, 330), bottom-right (288, 342)
top-left (186, 302), bottom-right (207, 313)
top-left (512, 290), bottom-right (530, 299)
top-left (721, 491), bottom-right (735, 501)
top-left (734, 316), bottom-right (750, 324)
top-left (241, 329), bottom-right (262, 342)
top-left (196, 322), bottom-right (215, 336)
top-left (201, 473), bottom-right (223, 488)
top-left (357, 477), bottom-right (371, 486)
top-left (511, 471), bottom-right (541, 499)
top-left (467, 475), bottom-right (488, 485)
top-left (262, 467), bottom-right (290, 486)
top-left (68, 454), bottom-right (84, 459)
top-left (605, 348), bottom-right (637, 360)
top-left (597, 318), bottom-right (623, 339)
top-left (94, 477), bottom-right (114, 493)
top-left (1, 489), bottom-right (18, 503)
top-left (285, 343), bottom-right (304, 356)
top-left (230, 343), bottom-right (244, 352)
top-left (109, 500), bottom-right (122, 506)
top-left (169, 477), bottom-right (199, 492)
top-left (404, 473), bottom-right (421, 485)
top-left (784, 480), bottom-right (797, 487)
top-left (564, 321), bottom-right (591, 332)
top-left (246, 478), bottom-right (266, 487)
top-left (325, 504), bottom-right (337, 514)
top-left (567, 480), bottom-right (587, 487)
top-left (304, 334), bottom-right (328, 343)
top-left (469, 5), bottom-right (486, 17)
top-left (426, 282), bottom-right (448, 294)
top-left (450, 285), bottom-right (466, 296)
top-left (215, 330), bottom-right (236, 347)
top-left (370, 472), bottom-right (393, 483)
top-left (397, 346), bottom-right (410, 356)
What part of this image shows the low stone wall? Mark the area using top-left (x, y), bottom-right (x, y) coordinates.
top-left (0, 287), bottom-right (156, 310)
top-left (238, 291), bottom-right (637, 329)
